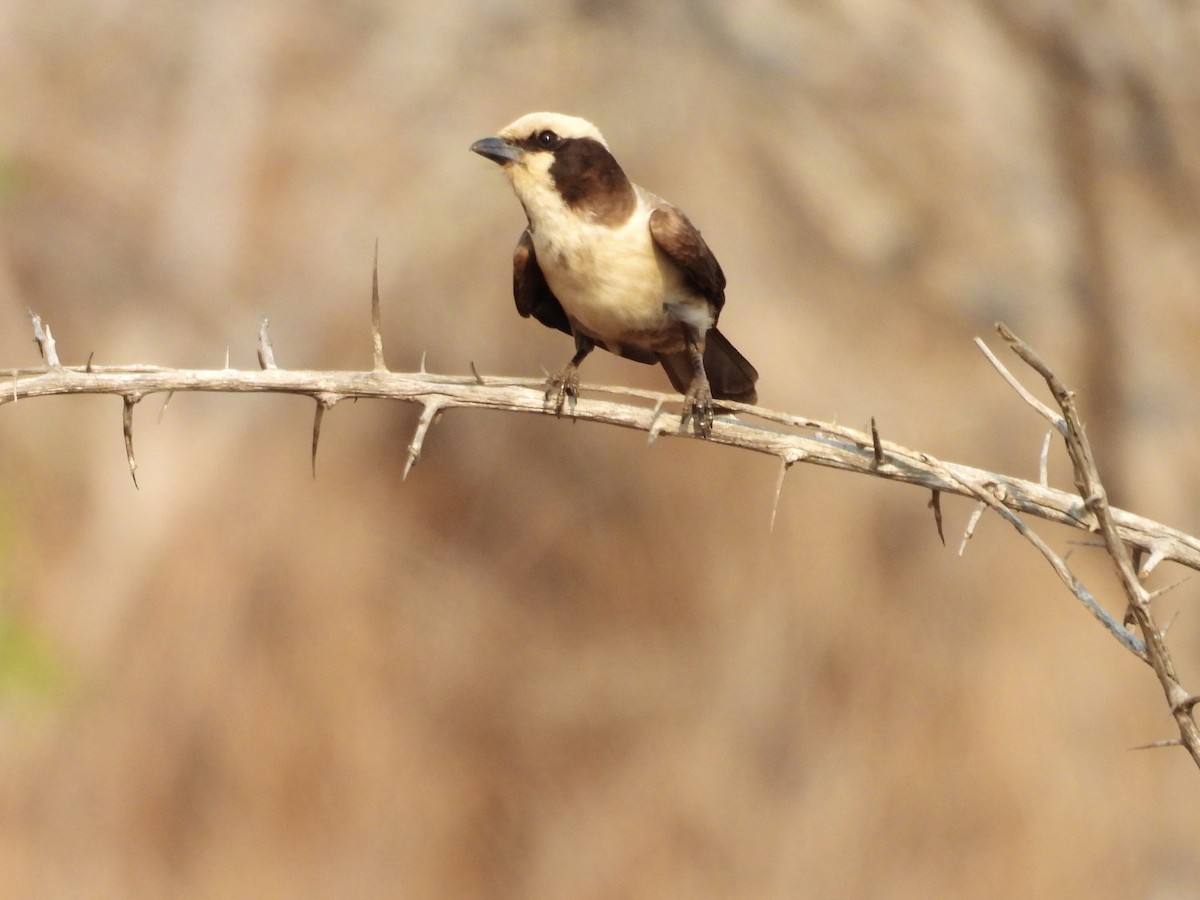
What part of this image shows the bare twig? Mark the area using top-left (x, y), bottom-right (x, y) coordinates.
top-left (974, 336), bottom-right (1063, 431)
top-left (1039, 431), bottom-right (1052, 486)
top-left (28, 310), bottom-right (60, 367)
top-left (995, 322), bottom-right (1200, 768)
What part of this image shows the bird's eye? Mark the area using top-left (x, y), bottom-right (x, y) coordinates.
top-left (535, 130), bottom-right (559, 148)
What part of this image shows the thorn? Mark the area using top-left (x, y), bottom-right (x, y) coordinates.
top-left (929, 489), bottom-right (945, 546)
top-left (310, 393), bottom-right (341, 478)
top-left (371, 240), bottom-right (386, 372)
top-left (312, 405), bottom-right (324, 477)
top-left (1142, 578), bottom-right (1190, 607)
top-left (419, 350), bottom-right (427, 374)
top-left (1128, 738), bottom-right (1183, 751)
top-left (870, 417), bottom-right (884, 466)
top-left (257, 316), bottom-right (277, 369)
top-left (1138, 542), bottom-right (1168, 578)
top-left (158, 391), bottom-right (174, 424)
top-left (122, 394), bottom-right (141, 489)
top-left (1160, 608), bottom-right (1182, 637)
top-left (404, 399), bottom-right (443, 481)
top-left (86, 351), bottom-right (95, 373)
top-left (646, 397), bottom-right (668, 446)
top-left (958, 501), bottom-right (986, 557)
top-left (770, 457), bottom-right (796, 533)
top-left (469, 361), bottom-right (484, 385)
top-left (224, 347), bottom-right (230, 369)
top-left (1039, 430), bottom-right (1051, 486)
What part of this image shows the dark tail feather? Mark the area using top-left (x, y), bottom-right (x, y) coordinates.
top-left (657, 328), bottom-right (759, 405)
top-left (705, 328), bottom-right (758, 403)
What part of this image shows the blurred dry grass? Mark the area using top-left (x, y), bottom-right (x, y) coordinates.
top-left (1, 1), bottom-right (1200, 897)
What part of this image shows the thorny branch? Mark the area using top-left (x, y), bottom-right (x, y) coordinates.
top-left (5, 310), bottom-right (1199, 768)
top-left (3, 357), bottom-right (1196, 562)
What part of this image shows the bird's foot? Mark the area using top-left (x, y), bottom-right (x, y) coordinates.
top-left (681, 379), bottom-right (715, 437)
top-left (544, 364), bottom-right (580, 417)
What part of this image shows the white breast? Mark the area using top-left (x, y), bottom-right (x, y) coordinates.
top-left (515, 179), bottom-right (695, 339)
top-left (543, 212), bottom-right (671, 331)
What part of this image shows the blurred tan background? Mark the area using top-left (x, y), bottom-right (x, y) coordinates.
top-left (1, 1), bottom-right (1199, 897)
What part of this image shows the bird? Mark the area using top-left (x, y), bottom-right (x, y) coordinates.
top-left (470, 112), bottom-right (758, 437)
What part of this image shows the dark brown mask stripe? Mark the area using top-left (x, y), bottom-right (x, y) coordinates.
top-left (548, 137), bottom-right (636, 225)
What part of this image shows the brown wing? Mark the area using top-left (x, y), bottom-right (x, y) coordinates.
top-left (648, 203), bottom-right (726, 316)
top-left (513, 228), bottom-right (571, 336)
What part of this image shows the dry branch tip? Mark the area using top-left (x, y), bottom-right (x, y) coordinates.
top-left (958, 502), bottom-right (985, 557)
top-left (975, 333), bottom-right (1063, 432)
top-left (257, 316), bottom-right (277, 370)
top-left (404, 399), bottom-right (443, 481)
top-left (28, 310), bottom-right (60, 368)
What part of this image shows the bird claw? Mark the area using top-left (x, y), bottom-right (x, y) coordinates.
top-left (545, 365), bottom-right (580, 417)
top-left (681, 380), bottom-right (714, 437)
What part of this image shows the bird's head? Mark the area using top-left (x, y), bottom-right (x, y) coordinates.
top-left (471, 112), bottom-right (633, 224)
